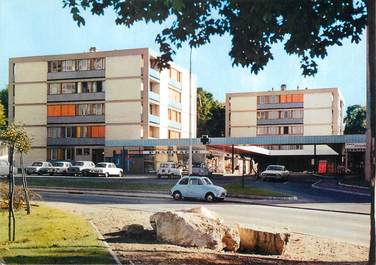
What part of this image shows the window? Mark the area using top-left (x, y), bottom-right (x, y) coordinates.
top-left (179, 178), bottom-right (188, 185)
top-left (269, 126), bottom-right (280, 135)
top-left (78, 59), bottom-right (89, 71)
top-left (94, 81), bottom-right (104, 92)
top-left (168, 109), bottom-right (181, 123)
top-left (48, 83), bottom-right (60, 94)
top-left (292, 109), bottom-right (303, 119)
top-left (81, 82), bottom-right (92, 93)
top-left (66, 127), bottom-right (76, 138)
top-left (91, 58), bottom-right (104, 70)
top-left (169, 88), bottom-right (181, 103)
top-left (168, 130), bottom-right (181, 139)
top-left (47, 127), bottom-right (62, 138)
top-left (189, 178), bottom-right (199, 185)
top-left (76, 148), bottom-right (83, 156)
top-left (268, 111), bottom-right (279, 119)
top-left (283, 126), bottom-right (289, 135)
top-left (84, 148), bottom-right (90, 156)
top-left (61, 83), bottom-right (77, 94)
top-left (291, 126), bottom-right (304, 135)
top-left (169, 67), bottom-right (181, 82)
top-left (48, 61), bottom-right (62, 72)
top-left (62, 60), bottom-right (76, 71)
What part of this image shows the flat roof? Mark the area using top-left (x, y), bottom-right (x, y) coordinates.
top-left (106, 134), bottom-right (365, 147)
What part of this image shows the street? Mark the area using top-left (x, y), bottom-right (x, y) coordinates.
top-left (38, 187), bottom-right (370, 246)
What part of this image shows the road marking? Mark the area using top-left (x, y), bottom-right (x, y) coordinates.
top-left (312, 180), bottom-right (370, 197)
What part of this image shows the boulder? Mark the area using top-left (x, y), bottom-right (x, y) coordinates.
top-left (150, 207), bottom-right (240, 252)
top-left (238, 224), bottom-right (290, 255)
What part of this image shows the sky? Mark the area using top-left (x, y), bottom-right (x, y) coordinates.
top-left (0, 0), bottom-right (367, 108)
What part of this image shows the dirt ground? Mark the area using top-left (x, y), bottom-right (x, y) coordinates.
top-left (46, 202), bottom-right (368, 265)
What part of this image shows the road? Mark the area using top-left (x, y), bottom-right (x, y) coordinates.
top-left (38, 189), bottom-right (370, 246)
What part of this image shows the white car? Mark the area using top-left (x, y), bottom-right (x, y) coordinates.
top-left (157, 162), bottom-right (183, 179)
top-left (26, 161), bottom-right (54, 175)
top-left (51, 161), bottom-right (72, 175)
top-left (170, 176), bottom-right (227, 202)
top-left (91, 162), bottom-right (124, 177)
top-left (0, 160), bottom-right (17, 176)
top-left (68, 161), bottom-right (96, 176)
top-left (260, 165), bottom-right (289, 181)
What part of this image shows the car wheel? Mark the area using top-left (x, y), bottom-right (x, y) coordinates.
top-left (173, 191), bottom-right (182, 200)
top-left (26, 172), bottom-right (31, 176)
top-left (49, 172), bottom-right (54, 176)
top-left (157, 174), bottom-right (161, 179)
top-left (205, 192), bottom-right (215, 202)
top-left (118, 171), bottom-right (123, 177)
top-left (105, 172), bottom-right (109, 178)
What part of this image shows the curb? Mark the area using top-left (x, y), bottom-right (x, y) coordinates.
top-left (32, 186), bottom-right (297, 201)
top-left (338, 181), bottom-right (369, 190)
top-left (312, 180), bottom-right (370, 197)
top-left (89, 221), bottom-right (122, 265)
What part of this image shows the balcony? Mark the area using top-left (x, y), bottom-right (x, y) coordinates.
top-left (257, 118), bottom-right (304, 125)
top-left (168, 100), bottom-right (182, 110)
top-left (257, 102), bottom-right (304, 110)
top-left (47, 137), bottom-right (105, 146)
top-left (47, 115), bottom-right (105, 124)
top-left (48, 92), bottom-right (105, 102)
top-left (149, 91), bottom-right (160, 102)
top-left (149, 68), bottom-right (160, 80)
top-left (149, 114), bottom-right (160, 124)
top-left (168, 79), bottom-right (182, 90)
top-left (168, 120), bottom-right (182, 130)
top-left (47, 70), bottom-right (105, 80)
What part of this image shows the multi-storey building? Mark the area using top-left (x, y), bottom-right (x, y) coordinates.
top-left (9, 48), bottom-right (196, 170)
top-left (225, 85), bottom-right (344, 169)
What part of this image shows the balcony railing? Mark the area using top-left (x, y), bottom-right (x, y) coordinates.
top-left (48, 92), bottom-right (105, 102)
top-left (47, 70), bottom-right (105, 80)
top-left (47, 115), bottom-right (105, 124)
top-left (168, 100), bottom-right (182, 110)
top-left (149, 114), bottom-right (160, 124)
top-left (47, 137), bottom-right (105, 146)
top-left (168, 120), bottom-right (182, 130)
top-left (149, 91), bottom-right (160, 102)
top-left (149, 68), bottom-right (160, 80)
top-left (168, 79), bottom-right (182, 90)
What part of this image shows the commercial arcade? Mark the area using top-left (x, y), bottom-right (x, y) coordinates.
top-left (105, 134), bottom-right (366, 175)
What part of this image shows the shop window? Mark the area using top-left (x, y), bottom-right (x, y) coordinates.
top-left (84, 148), bottom-right (90, 156)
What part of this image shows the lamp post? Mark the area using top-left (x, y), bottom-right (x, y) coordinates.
top-left (188, 46), bottom-right (193, 175)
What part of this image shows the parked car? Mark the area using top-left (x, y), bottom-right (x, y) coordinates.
top-left (259, 165), bottom-right (289, 181)
top-left (90, 162), bottom-right (124, 177)
top-left (68, 161), bottom-right (95, 176)
top-left (192, 163), bottom-right (212, 176)
top-left (170, 176), bottom-right (227, 202)
top-left (51, 161), bottom-right (72, 175)
top-left (157, 162), bottom-right (183, 179)
top-left (26, 161), bottom-right (54, 175)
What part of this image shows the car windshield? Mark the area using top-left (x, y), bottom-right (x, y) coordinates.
top-left (32, 162), bottom-right (43, 166)
top-left (266, 165), bottom-right (284, 171)
top-left (202, 178), bottom-right (213, 185)
top-left (96, 163), bottom-right (107, 168)
top-left (73, 162), bottom-right (84, 166)
top-left (53, 162), bottom-right (64, 167)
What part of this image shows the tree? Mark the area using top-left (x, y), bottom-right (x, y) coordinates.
top-left (0, 123), bottom-right (31, 241)
top-left (0, 87), bottom-right (8, 121)
top-left (344, 105), bottom-right (367, 134)
top-left (197, 88), bottom-right (225, 137)
top-left (63, 0), bottom-right (366, 77)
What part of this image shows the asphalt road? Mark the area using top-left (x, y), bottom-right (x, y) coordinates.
top-left (38, 189), bottom-right (371, 246)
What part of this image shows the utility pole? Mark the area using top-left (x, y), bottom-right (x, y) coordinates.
top-left (367, 1), bottom-right (376, 263)
top-left (188, 46), bottom-right (193, 175)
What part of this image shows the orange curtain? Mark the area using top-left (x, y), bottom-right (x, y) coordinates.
top-left (91, 126), bottom-right (105, 138)
top-left (61, 104), bottom-right (75, 116)
top-left (47, 105), bottom-right (61, 116)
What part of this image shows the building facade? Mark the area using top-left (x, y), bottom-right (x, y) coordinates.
top-left (225, 86), bottom-right (344, 171)
top-left (9, 48), bottom-right (196, 169)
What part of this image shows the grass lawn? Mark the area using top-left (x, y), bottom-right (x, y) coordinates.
top-left (224, 183), bottom-right (288, 197)
top-left (0, 205), bottom-right (113, 264)
top-left (15, 177), bottom-right (172, 192)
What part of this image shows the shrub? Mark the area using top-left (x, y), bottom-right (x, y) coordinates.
top-left (0, 182), bottom-right (39, 210)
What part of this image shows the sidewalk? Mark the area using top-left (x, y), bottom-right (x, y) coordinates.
top-left (312, 180), bottom-right (370, 197)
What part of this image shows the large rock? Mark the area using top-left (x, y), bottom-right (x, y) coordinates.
top-left (238, 224), bottom-right (290, 255)
top-left (150, 206), bottom-right (240, 251)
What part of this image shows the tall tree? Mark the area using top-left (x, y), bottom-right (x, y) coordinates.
top-left (344, 105), bottom-right (367, 134)
top-left (63, 0), bottom-right (367, 77)
top-left (0, 87), bottom-right (8, 122)
top-left (197, 88), bottom-right (225, 137)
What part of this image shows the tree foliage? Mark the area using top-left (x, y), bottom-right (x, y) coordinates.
top-left (197, 88), bottom-right (225, 137)
top-left (63, 0), bottom-right (367, 76)
top-left (0, 87), bottom-right (8, 121)
top-left (344, 104), bottom-right (366, 134)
